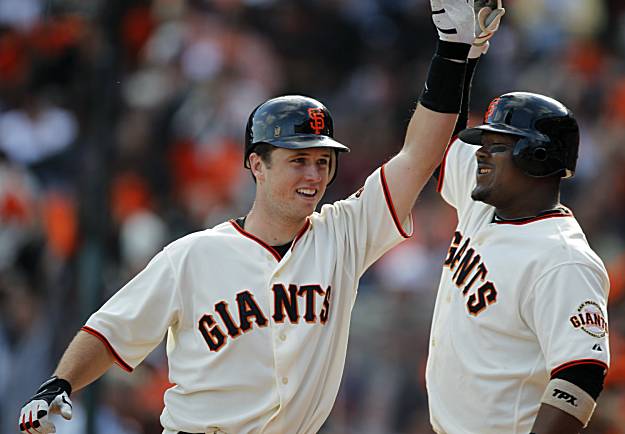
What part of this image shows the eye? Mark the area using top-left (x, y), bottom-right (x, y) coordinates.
top-left (487, 144), bottom-right (512, 153)
top-left (291, 158), bottom-right (306, 164)
top-left (317, 159), bottom-right (330, 166)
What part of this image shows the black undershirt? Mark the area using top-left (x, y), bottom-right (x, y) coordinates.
top-left (235, 217), bottom-right (293, 258)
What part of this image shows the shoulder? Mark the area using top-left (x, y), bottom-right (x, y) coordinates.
top-left (533, 216), bottom-right (608, 281)
top-left (312, 167), bottom-right (384, 220)
top-left (163, 221), bottom-right (238, 259)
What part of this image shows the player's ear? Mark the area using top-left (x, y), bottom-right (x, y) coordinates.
top-left (249, 153), bottom-right (266, 183)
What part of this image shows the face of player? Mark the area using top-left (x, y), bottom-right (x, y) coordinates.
top-left (255, 147), bottom-right (332, 222)
top-left (471, 132), bottom-right (530, 208)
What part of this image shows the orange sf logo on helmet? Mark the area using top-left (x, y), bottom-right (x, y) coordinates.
top-left (308, 108), bottom-right (325, 134)
top-left (484, 97), bottom-right (500, 123)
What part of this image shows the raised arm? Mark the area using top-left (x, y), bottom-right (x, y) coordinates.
top-left (385, 0), bottom-right (504, 222)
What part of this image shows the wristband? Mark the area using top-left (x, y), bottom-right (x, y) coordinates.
top-left (436, 40), bottom-right (471, 62)
top-left (541, 378), bottom-right (596, 427)
top-left (420, 55), bottom-right (467, 114)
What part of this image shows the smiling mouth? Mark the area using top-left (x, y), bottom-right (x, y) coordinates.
top-left (477, 167), bottom-right (493, 176)
top-left (296, 188), bottom-right (317, 198)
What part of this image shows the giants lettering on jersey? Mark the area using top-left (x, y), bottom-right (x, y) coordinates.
top-left (444, 231), bottom-right (498, 316)
top-left (198, 284), bottom-right (332, 352)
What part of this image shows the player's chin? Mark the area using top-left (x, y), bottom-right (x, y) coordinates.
top-left (300, 199), bottom-right (319, 214)
top-left (471, 185), bottom-right (491, 203)
top-left (286, 195), bottom-right (313, 214)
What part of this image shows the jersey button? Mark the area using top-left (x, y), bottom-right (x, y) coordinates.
top-left (279, 333), bottom-right (287, 341)
top-left (282, 377), bottom-right (288, 385)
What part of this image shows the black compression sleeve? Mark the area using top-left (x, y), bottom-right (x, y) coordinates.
top-left (552, 363), bottom-right (606, 400)
top-left (432, 56), bottom-right (480, 182)
top-left (453, 56), bottom-right (480, 137)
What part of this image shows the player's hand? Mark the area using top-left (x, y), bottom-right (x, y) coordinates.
top-left (430, 0), bottom-right (476, 45)
top-left (18, 376), bottom-right (73, 433)
top-left (469, 0), bottom-right (505, 58)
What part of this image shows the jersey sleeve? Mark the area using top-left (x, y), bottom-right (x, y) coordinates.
top-left (320, 165), bottom-right (412, 279)
top-left (521, 263), bottom-right (610, 376)
top-left (436, 138), bottom-right (479, 212)
top-left (83, 250), bottom-right (181, 371)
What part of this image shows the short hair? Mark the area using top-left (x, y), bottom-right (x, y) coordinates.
top-left (248, 143), bottom-right (275, 182)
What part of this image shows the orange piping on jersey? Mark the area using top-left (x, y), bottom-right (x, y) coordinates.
top-left (436, 135), bottom-right (458, 193)
top-left (81, 326), bottom-right (133, 372)
top-left (380, 164), bottom-right (411, 239)
top-left (494, 209), bottom-right (573, 225)
top-left (291, 218), bottom-right (311, 250)
top-left (229, 220), bottom-right (281, 261)
top-left (551, 359), bottom-right (608, 378)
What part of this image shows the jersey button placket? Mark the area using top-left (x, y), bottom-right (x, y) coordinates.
top-left (268, 259), bottom-right (291, 411)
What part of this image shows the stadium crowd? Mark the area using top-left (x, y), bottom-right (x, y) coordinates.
top-left (0, 0), bottom-right (624, 433)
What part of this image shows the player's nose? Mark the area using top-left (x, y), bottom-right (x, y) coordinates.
top-left (303, 164), bottom-right (324, 183)
top-left (475, 145), bottom-right (491, 159)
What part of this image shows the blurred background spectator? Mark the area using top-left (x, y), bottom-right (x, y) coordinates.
top-left (0, 0), bottom-right (624, 433)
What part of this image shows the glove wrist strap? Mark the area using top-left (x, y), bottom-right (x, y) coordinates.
top-left (38, 375), bottom-right (73, 397)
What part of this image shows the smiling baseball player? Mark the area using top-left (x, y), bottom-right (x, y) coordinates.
top-left (428, 63), bottom-right (610, 434)
top-left (18, 1), bottom-right (486, 433)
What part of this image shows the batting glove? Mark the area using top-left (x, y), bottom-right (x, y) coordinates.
top-left (430, 0), bottom-right (476, 45)
top-left (468, 0), bottom-right (506, 58)
top-left (18, 376), bottom-right (73, 433)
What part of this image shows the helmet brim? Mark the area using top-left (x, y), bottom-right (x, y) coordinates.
top-left (261, 135), bottom-right (350, 152)
top-left (458, 123), bottom-right (549, 146)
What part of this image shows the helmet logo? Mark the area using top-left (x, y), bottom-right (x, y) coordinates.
top-left (274, 126), bottom-right (281, 137)
top-left (308, 108), bottom-right (325, 135)
top-left (484, 97), bottom-right (500, 123)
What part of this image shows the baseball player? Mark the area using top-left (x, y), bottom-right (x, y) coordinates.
top-left (427, 61), bottom-right (611, 434)
top-left (17, 1), bottom-right (497, 433)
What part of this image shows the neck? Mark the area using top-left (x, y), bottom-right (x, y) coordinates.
top-left (244, 204), bottom-right (306, 246)
top-left (495, 194), bottom-right (561, 220)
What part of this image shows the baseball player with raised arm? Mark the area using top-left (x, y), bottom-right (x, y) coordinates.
top-left (427, 14), bottom-right (610, 433)
top-left (17, 2), bottom-right (503, 433)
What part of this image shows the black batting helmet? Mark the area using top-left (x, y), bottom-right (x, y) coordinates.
top-left (245, 95), bottom-right (350, 183)
top-left (458, 92), bottom-right (579, 178)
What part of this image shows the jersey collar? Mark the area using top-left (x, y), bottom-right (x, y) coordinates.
top-left (229, 218), bottom-right (311, 261)
top-left (492, 206), bottom-right (573, 225)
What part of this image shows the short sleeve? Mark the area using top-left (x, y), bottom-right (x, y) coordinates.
top-left (84, 250), bottom-right (181, 370)
top-left (436, 138), bottom-right (479, 212)
top-left (319, 166), bottom-right (412, 278)
top-left (522, 264), bottom-right (610, 375)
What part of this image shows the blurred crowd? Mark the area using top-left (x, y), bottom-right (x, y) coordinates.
top-left (0, 0), bottom-right (624, 433)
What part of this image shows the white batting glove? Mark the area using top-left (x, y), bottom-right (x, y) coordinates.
top-left (18, 377), bottom-right (73, 433)
top-left (430, 0), bottom-right (476, 45)
top-left (468, 0), bottom-right (506, 58)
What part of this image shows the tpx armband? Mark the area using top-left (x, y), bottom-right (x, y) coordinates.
top-left (541, 378), bottom-right (596, 427)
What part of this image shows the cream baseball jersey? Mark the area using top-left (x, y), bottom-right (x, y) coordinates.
top-left (426, 139), bottom-right (610, 434)
top-left (83, 166), bottom-right (411, 434)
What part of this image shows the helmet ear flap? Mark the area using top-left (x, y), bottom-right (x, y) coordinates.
top-left (532, 147), bottom-right (548, 162)
top-left (511, 137), bottom-right (556, 177)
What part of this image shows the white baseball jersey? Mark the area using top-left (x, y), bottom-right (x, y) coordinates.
top-left (84, 166), bottom-right (411, 434)
top-left (426, 139), bottom-right (610, 434)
